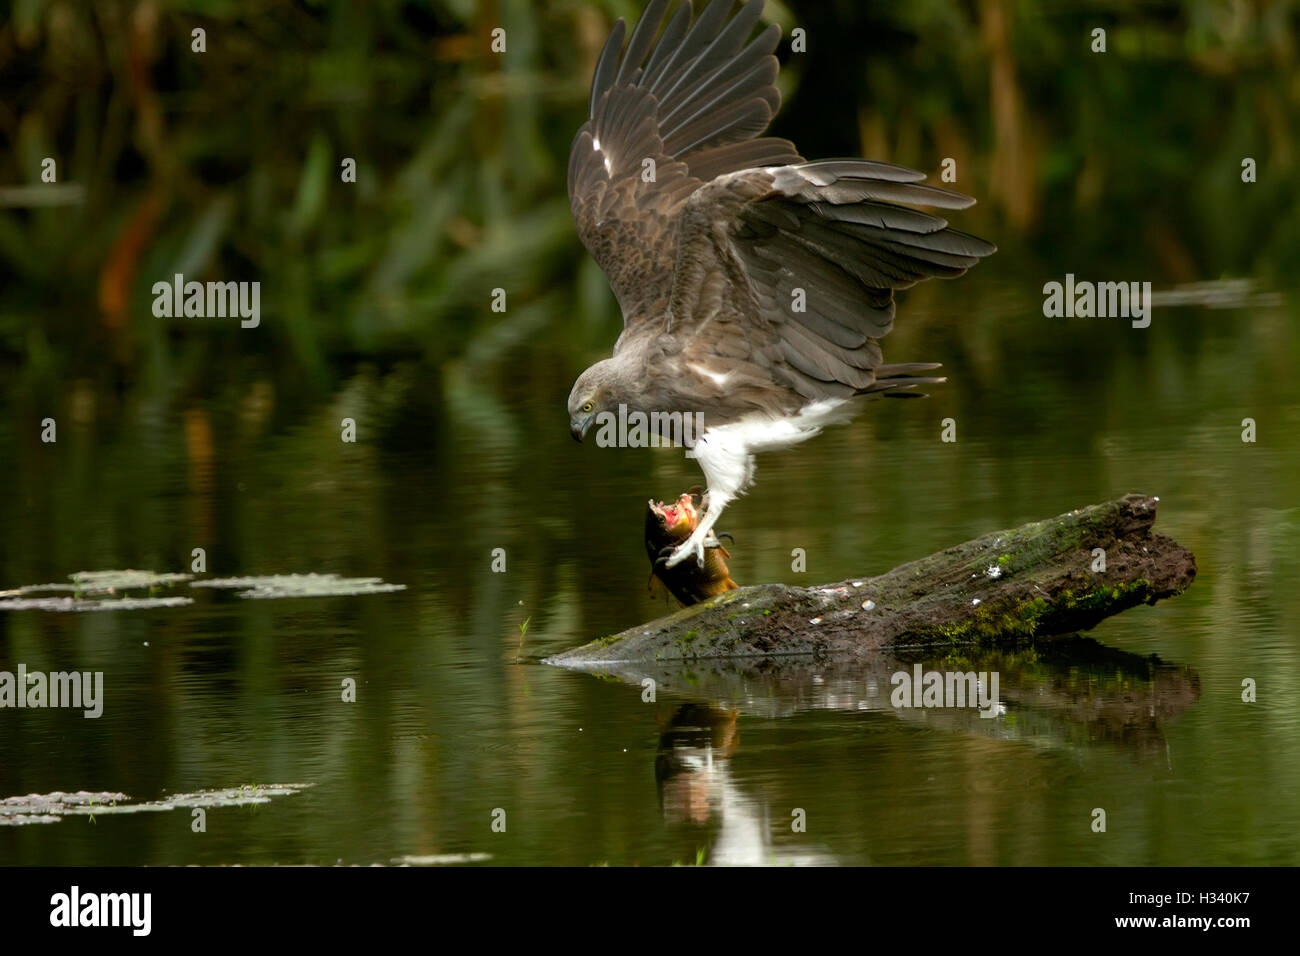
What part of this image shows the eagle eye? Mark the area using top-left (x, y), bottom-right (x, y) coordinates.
top-left (581, 401), bottom-right (594, 413)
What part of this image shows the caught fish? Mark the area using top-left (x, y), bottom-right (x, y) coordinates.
top-left (645, 490), bottom-right (739, 606)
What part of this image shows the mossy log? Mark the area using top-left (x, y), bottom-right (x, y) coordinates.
top-left (548, 494), bottom-right (1196, 667)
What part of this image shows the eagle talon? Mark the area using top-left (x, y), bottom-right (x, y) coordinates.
top-left (663, 538), bottom-right (705, 569)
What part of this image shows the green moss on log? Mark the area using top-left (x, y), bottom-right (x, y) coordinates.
top-left (546, 495), bottom-right (1196, 668)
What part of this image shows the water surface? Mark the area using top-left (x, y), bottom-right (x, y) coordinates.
top-left (2, 276), bottom-right (1297, 865)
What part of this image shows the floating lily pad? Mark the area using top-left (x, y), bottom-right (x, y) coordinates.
top-left (0, 596), bottom-right (193, 612)
top-left (0, 584), bottom-right (77, 596)
top-left (70, 570), bottom-right (194, 593)
top-left (1, 569), bottom-right (405, 611)
top-left (0, 784), bottom-right (314, 825)
top-left (0, 569), bottom-right (195, 611)
top-left (190, 573), bottom-right (406, 599)
top-left (0, 791), bottom-right (132, 825)
top-left (2, 569), bottom-right (192, 599)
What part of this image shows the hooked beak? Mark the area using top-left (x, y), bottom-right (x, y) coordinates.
top-left (571, 414), bottom-right (594, 443)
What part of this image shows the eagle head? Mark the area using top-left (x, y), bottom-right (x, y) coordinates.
top-left (567, 357), bottom-right (626, 443)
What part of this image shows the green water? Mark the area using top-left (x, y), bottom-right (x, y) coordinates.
top-left (2, 0), bottom-right (1299, 865)
top-left (2, 273), bottom-right (1297, 864)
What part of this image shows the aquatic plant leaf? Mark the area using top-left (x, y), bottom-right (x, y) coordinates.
top-left (189, 573), bottom-right (406, 599)
top-left (0, 791), bottom-right (131, 825)
top-left (1, 570), bottom-right (403, 609)
top-left (0, 784), bottom-right (314, 825)
top-left (0, 596), bottom-right (194, 612)
top-left (0, 584), bottom-right (77, 596)
top-left (70, 570), bottom-right (194, 592)
top-left (2, 570), bottom-right (193, 601)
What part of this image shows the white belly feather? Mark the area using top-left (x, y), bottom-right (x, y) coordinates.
top-left (690, 398), bottom-right (851, 498)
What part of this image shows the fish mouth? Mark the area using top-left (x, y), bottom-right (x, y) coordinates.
top-left (650, 493), bottom-right (698, 535)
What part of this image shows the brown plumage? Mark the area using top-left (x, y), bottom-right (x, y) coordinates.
top-left (567, 0), bottom-right (995, 569)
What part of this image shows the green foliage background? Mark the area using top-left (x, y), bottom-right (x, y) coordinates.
top-left (2, 0), bottom-right (1296, 399)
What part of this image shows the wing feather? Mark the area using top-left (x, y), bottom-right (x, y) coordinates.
top-left (614, 0), bottom-right (669, 87)
top-left (665, 161), bottom-right (996, 402)
top-left (568, 0), bottom-right (800, 328)
top-left (588, 20), bottom-right (627, 119)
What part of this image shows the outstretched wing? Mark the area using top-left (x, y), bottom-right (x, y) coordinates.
top-left (567, 0), bottom-right (801, 332)
top-left (664, 160), bottom-right (997, 401)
